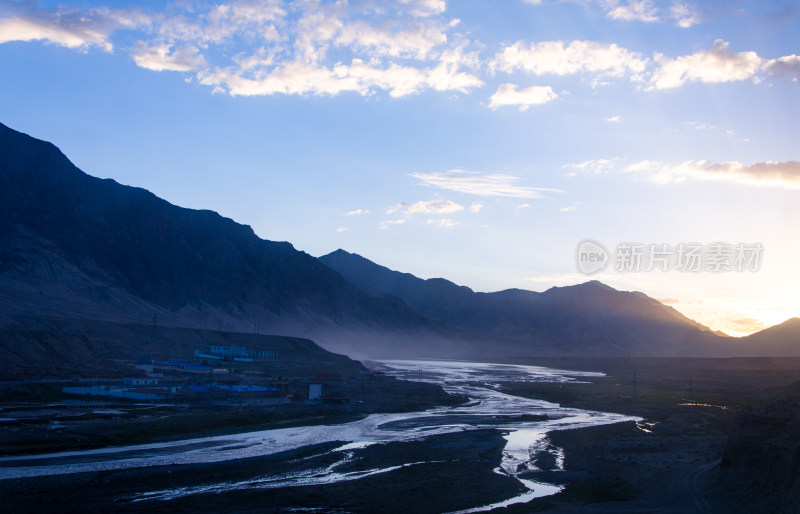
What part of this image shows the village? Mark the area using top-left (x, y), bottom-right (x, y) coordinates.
top-left (0, 342), bottom-right (457, 456)
top-left (60, 344), bottom-right (385, 405)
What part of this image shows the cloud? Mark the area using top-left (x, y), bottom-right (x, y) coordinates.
top-left (336, 226), bottom-right (348, 232)
top-left (388, 200), bottom-right (464, 215)
top-left (346, 209), bottom-right (370, 216)
top-left (764, 55), bottom-right (800, 82)
top-left (0, 1), bottom-right (482, 99)
top-left (606, 115), bottom-right (620, 122)
top-left (427, 218), bottom-right (457, 228)
top-left (515, 203), bottom-right (530, 209)
top-left (607, 1), bottom-right (660, 23)
top-left (626, 159), bottom-right (800, 188)
top-left (490, 38), bottom-right (798, 93)
top-left (567, 157), bottom-right (800, 189)
top-left (398, 0), bottom-right (447, 17)
top-left (379, 219), bottom-right (406, 229)
top-left (524, 0), bottom-right (700, 28)
top-left (559, 202), bottom-right (582, 212)
top-left (5, 1), bottom-right (794, 102)
top-left (131, 42), bottom-right (206, 72)
top-left (335, 19), bottom-right (447, 60)
top-left (0, 5), bottom-right (145, 51)
top-left (668, 2), bottom-right (700, 28)
top-left (177, 1), bottom-right (481, 97)
top-left (688, 121), bottom-right (716, 130)
top-left (524, 273), bottom-right (589, 287)
top-left (490, 40), bottom-right (649, 82)
top-left (563, 158), bottom-right (619, 176)
top-left (412, 170), bottom-right (561, 198)
top-left (469, 202), bottom-right (484, 213)
top-left (730, 317), bottom-right (766, 332)
top-left (488, 83), bottom-right (558, 110)
top-left (649, 40), bottom-right (763, 90)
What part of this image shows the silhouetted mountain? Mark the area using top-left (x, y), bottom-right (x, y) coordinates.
top-left (320, 249), bottom-right (798, 357)
top-left (732, 318), bottom-right (800, 356)
top-left (2, 121), bottom-right (797, 366)
top-left (0, 122), bottom-right (452, 360)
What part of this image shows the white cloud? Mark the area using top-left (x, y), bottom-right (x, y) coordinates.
top-left (490, 38), bottom-right (798, 93)
top-left (379, 219), bottom-right (406, 229)
top-left (335, 19), bottom-right (447, 60)
top-left (688, 121), bottom-right (715, 130)
top-left (525, 0), bottom-right (700, 28)
top-left (516, 203), bottom-right (531, 209)
top-left (346, 209), bottom-right (370, 216)
top-left (0, 5), bottom-right (145, 51)
top-left (764, 55), bottom-right (800, 82)
top-left (388, 200), bottom-right (464, 215)
top-left (566, 157), bottom-right (800, 189)
top-left (6, 1), bottom-right (795, 102)
top-left (607, 1), bottom-right (660, 23)
top-left (336, 226), bottom-right (348, 232)
top-left (469, 202), bottom-right (484, 213)
top-left (525, 273), bottom-right (589, 287)
top-left (668, 2), bottom-right (700, 28)
top-left (412, 169), bottom-right (561, 198)
top-left (649, 40), bottom-right (763, 90)
top-left (0, 1), bottom-right (482, 99)
top-left (131, 42), bottom-right (206, 72)
top-left (398, 0), bottom-right (447, 17)
top-left (626, 159), bottom-right (800, 188)
top-left (427, 218), bottom-right (457, 228)
top-left (606, 115), bottom-right (620, 122)
top-left (563, 158), bottom-right (619, 176)
top-left (489, 83), bottom-right (557, 110)
top-left (197, 56), bottom-right (475, 98)
top-left (491, 40), bottom-right (649, 81)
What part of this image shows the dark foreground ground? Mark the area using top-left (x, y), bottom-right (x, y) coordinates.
top-left (3, 357), bottom-right (800, 513)
top-left (495, 357), bottom-right (800, 513)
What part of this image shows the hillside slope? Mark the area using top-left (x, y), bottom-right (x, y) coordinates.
top-left (0, 122), bottom-right (449, 359)
top-left (320, 249), bottom-right (797, 357)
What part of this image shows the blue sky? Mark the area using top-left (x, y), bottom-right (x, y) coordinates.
top-left (1, 0), bottom-right (798, 335)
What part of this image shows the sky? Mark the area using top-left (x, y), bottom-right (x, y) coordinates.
top-left (1, 0), bottom-right (798, 336)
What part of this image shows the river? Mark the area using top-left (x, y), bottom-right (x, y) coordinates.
top-left (0, 360), bottom-right (639, 511)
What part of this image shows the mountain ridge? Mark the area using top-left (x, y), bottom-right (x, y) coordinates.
top-left (319, 249), bottom-right (799, 357)
top-left (1, 121), bottom-right (797, 366)
top-left (0, 121), bottom-right (449, 360)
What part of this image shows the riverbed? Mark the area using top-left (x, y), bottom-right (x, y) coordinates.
top-left (0, 360), bottom-right (638, 512)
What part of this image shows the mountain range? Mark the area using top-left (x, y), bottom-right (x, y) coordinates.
top-left (0, 121), bottom-right (797, 372)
